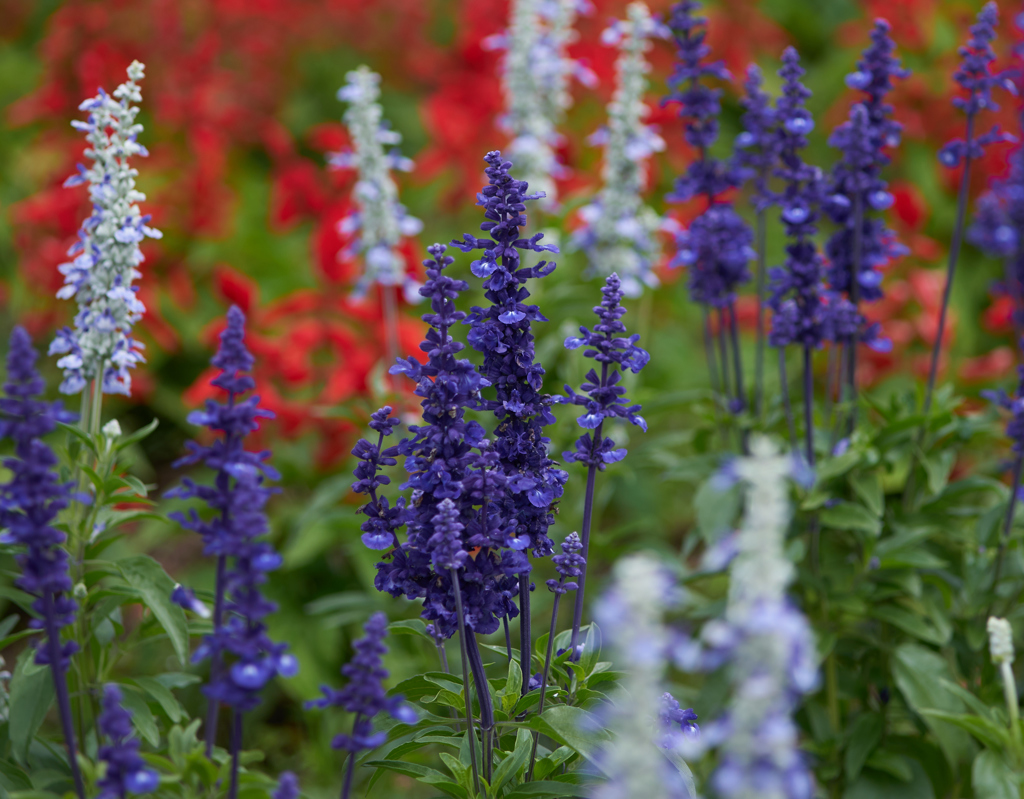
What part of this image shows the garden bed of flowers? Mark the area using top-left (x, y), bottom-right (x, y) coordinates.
top-left (3, 1), bottom-right (1024, 797)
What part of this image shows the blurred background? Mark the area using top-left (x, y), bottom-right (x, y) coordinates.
top-left (0, 0), bottom-right (1019, 792)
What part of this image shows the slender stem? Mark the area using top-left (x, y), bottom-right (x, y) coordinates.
top-left (990, 453), bottom-right (1024, 618)
top-left (716, 308), bottom-right (732, 405)
top-left (847, 192), bottom-right (863, 435)
top-left (518, 569), bottom-right (531, 696)
top-left (921, 113), bottom-right (976, 424)
top-left (340, 713), bottom-right (361, 799)
top-left (1001, 662), bottom-right (1022, 760)
top-left (526, 592), bottom-right (562, 781)
top-left (436, 642), bottom-right (450, 674)
top-left (88, 374), bottom-right (103, 436)
top-left (43, 592), bottom-right (85, 799)
top-left (824, 344), bottom-right (837, 431)
top-left (727, 300), bottom-right (745, 412)
top-left (465, 632), bottom-right (493, 784)
top-left (826, 651), bottom-right (840, 733)
top-left (803, 346), bottom-right (815, 467)
top-left (703, 308), bottom-right (727, 444)
top-left (228, 709), bottom-right (242, 799)
top-left (503, 616), bottom-right (512, 664)
top-left (450, 569), bottom-right (480, 794)
top-left (779, 348), bottom-right (797, 452)
top-left (569, 421), bottom-right (602, 659)
top-left (204, 553), bottom-right (227, 757)
top-left (381, 283), bottom-right (401, 393)
top-left (754, 209), bottom-right (767, 421)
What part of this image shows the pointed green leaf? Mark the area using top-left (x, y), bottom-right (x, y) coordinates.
top-left (116, 555), bottom-right (190, 665)
top-left (8, 648), bottom-right (54, 765)
top-left (971, 750), bottom-right (1020, 799)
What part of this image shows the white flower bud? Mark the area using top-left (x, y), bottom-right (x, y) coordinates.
top-left (988, 617), bottom-right (1015, 666)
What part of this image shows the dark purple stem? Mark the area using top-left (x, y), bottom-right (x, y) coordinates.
top-left (465, 631), bottom-right (493, 782)
top-left (754, 209), bottom-right (767, 420)
top-left (518, 574), bottom-right (531, 697)
top-left (42, 592), bottom-right (85, 799)
top-left (716, 307), bottom-right (732, 403)
top-left (450, 569), bottom-right (480, 794)
top-left (569, 419), bottom-right (602, 659)
top-left (340, 713), bottom-right (361, 799)
top-left (503, 616), bottom-right (513, 664)
top-left (779, 348), bottom-right (797, 451)
top-left (846, 191), bottom-right (863, 435)
top-left (204, 553), bottom-right (226, 757)
top-left (922, 113), bottom-right (976, 423)
top-left (803, 345), bottom-right (815, 466)
top-left (728, 300), bottom-right (745, 412)
top-left (228, 709), bottom-right (242, 799)
top-left (526, 592), bottom-right (562, 781)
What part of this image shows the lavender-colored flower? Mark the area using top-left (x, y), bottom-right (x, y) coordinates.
top-left (0, 328), bottom-right (78, 667)
top-left (272, 773), bottom-right (300, 799)
top-left (671, 206), bottom-right (755, 309)
top-left (768, 48), bottom-right (853, 352)
top-left (561, 272), bottom-right (649, 467)
top-left (571, 3), bottom-right (671, 298)
top-left (938, 2), bottom-right (1014, 169)
top-left (50, 60), bottom-right (161, 396)
top-left (547, 531), bottom-right (585, 594)
top-left (170, 307), bottom-right (291, 730)
top-left (306, 612), bottom-right (416, 752)
top-left (734, 64), bottom-right (779, 212)
top-left (825, 20), bottom-right (910, 311)
top-left (659, 693), bottom-right (700, 748)
top-left (332, 66), bottom-right (422, 302)
top-left (96, 685), bottom-right (160, 798)
top-left (380, 243), bottom-right (522, 639)
top-left (351, 406), bottom-right (403, 551)
top-left (428, 498), bottom-right (469, 572)
top-left (485, 0), bottom-right (594, 208)
top-left (0, 328), bottom-right (83, 797)
top-left (664, 0), bottom-right (742, 202)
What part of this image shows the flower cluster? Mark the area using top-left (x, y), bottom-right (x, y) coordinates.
top-left (570, 2), bottom-right (670, 298)
top-left (988, 617), bottom-right (1015, 666)
top-left (379, 242), bottom-right (522, 638)
top-left (456, 151), bottom-right (566, 560)
top-left (768, 48), bottom-right (855, 351)
top-left (697, 437), bottom-right (818, 799)
top-left (332, 66), bottom-right (423, 301)
top-left (591, 554), bottom-right (696, 799)
top-left (307, 612), bottom-right (415, 753)
top-left (50, 60), bottom-right (162, 397)
top-left (734, 64), bottom-right (779, 213)
top-left (0, 328), bottom-right (78, 670)
top-left (983, 361), bottom-right (1024, 455)
top-left (170, 307), bottom-right (293, 714)
top-left (485, 0), bottom-right (594, 208)
top-left (938, 2), bottom-right (1014, 169)
top-left (96, 685), bottom-right (160, 798)
top-left (824, 20), bottom-right (910, 312)
top-left (561, 272), bottom-right (649, 468)
top-left (351, 405), bottom-right (403, 551)
top-left (547, 531), bottom-right (585, 595)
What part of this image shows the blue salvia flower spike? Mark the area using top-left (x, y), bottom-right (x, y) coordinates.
top-left (96, 684), bottom-right (160, 798)
top-left (0, 328), bottom-right (84, 799)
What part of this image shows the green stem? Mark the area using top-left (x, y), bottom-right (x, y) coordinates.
top-left (1001, 661), bottom-right (1022, 762)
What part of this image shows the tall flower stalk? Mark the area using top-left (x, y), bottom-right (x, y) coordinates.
top-left (486, 0), bottom-right (594, 208)
top-left (455, 151), bottom-right (566, 693)
top-left (987, 617), bottom-right (1023, 759)
top-left (169, 307), bottom-right (295, 782)
top-left (921, 2), bottom-right (1011, 425)
top-left (0, 328), bottom-right (84, 799)
top-left (306, 613), bottom-right (415, 799)
top-left (570, 2), bottom-right (669, 297)
top-left (560, 273), bottom-right (649, 656)
top-left (96, 685), bottom-right (160, 799)
top-left (665, 0), bottom-right (752, 420)
top-left (824, 20), bottom-right (908, 427)
top-left (333, 66), bottom-right (423, 376)
top-left (50, 60), bottom-right (161, 426)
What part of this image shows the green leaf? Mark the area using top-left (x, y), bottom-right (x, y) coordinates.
top-left (387, 619), bottom-right (429, 637)
top-left (850, 471), bottom-right (884, 517)
top-left (8, 648), bottom-right (54, 765)
top-left (505, 781), bottom-right (587, 798)
top-left (816, 449), bottom-right (862, 483)
top-left (364, 761), bottom-right (468, 798)
top-left (129, 676), bottom-right (184, 723)
top-left (496, 658), bottom-right (523, 715)
top-left (0, 761), bottom-right (32, 792)
top-left (843, 757), bottom-right (935, 799)
top-left (865, 750), bottom-right (913, 782)
top-left (870, 605), bottom-right (949, 646)
top-left (116, 555), bottom-right (190, 665)
top-left (527, 706), bottom-right (604, 770)
top-left (533, 745), bottom-right (575, 782)
top-left (821, 501), bottom-right (881, 535)
top-left (971, 750), bottom-right (1020, 799)
top-left (923, 450), bottom-right (956, 495)
top-left (491, 728), bottom-right (532, 793)
top-left (694, 477), bottom-right (741, 545)
top-left (845, 713), bottom-right (885, 780)
top-left (115, 418), bottom-right (159, 451)
top-left (892, 643), bottom-right (975, 767)
top-left (918, 711), bottom-right (1009, 752)
top-left (120, 684), bottom-right (160, 747)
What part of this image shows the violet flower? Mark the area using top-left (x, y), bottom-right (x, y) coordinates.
top-left (272, 773), bottom-right (300, 799)
top-left (664, 0), bottom-right (751, 415)
top-left (825, 20), bottom-right (909, 417)
top-left (922, 1), bottom-right (1015, 423)
top-left (96, 684), bottom-right (160, 798)
top-left (768, 47), bottom-right (855, 465)
top-left (734, 64), bottom-right (780, 417)
top-left (559, 273), bottom-right (648, 656)
top-left (0, 327), bottom-right (84, 799)
top-left (169, 307), bottom-right (293, 794)
top-left (454, 150), bottom-right (567, 690)
top-left (306, 612), bottom-right (415, 799)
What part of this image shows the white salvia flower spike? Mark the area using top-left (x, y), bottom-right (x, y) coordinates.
top-left (703, 435), bottom-right (818, 799)
top-left (333, 65), bottom-right (422, 304)
top-left (988, 616), bottom-right (1022, 756)
top-left (590, 554), bottom-right (697, 799)
top-left (570, 2), bottom-right (672, 298)
top-left (51, 60), bottom-right (161, 398)
top-left (486, 0), bottom-right (593, 210)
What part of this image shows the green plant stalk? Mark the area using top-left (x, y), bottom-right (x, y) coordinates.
top-left (1001, 661), bottom-right (1022, 761)
top-left (450, 568), bottom-right (481, 795)
top-left (340, 712), bottom-right (362, 799)
top-left (990, 453), bottom-right (1024, 619)
top-left (526, 591), bottom-right (562, 781)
